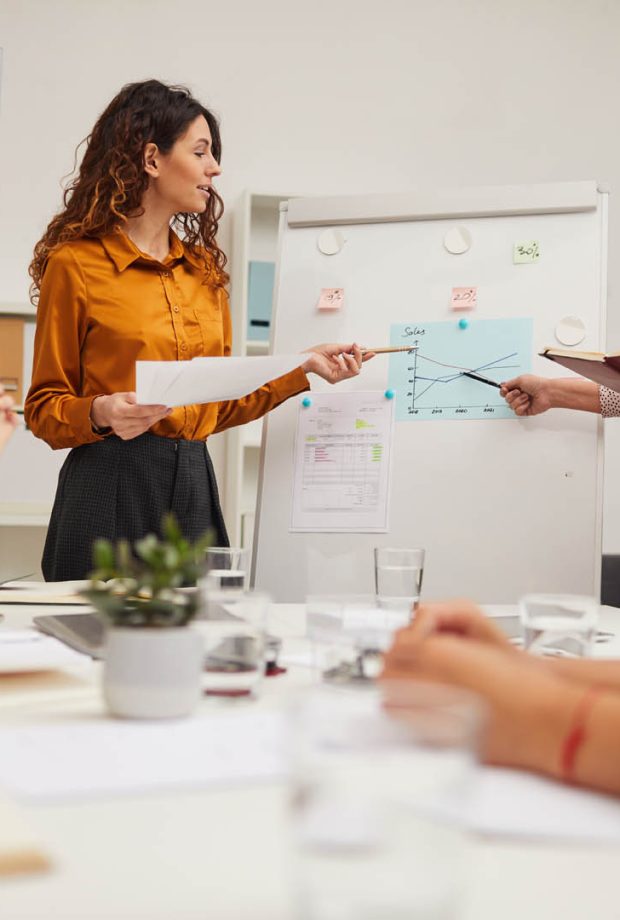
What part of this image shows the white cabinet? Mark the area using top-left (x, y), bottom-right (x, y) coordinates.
top-left (223, 191), bottom-right (291, 550)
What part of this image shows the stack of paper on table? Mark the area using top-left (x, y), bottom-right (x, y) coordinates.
top-left (136, 354), bottom-right (305, 407)
top-left (0, 580), bottom-right (90, 606)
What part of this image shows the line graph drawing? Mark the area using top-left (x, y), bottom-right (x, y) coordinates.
top-left (388, 318), bottom-right (533, 421)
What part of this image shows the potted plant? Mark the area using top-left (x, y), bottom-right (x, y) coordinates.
top-left (84, 515), bottom-right (211, 719)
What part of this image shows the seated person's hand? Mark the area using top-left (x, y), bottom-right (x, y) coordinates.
top-left (405, 600), bottom-right (514, 650)
top-left (302, 343), bottom-right (373, 384)
top-left (500, 374), bottom-right (553, 416)
top-left (0, 385), bottom-right (19, 452)
top-left (381, 630), bottom-right (577, 778)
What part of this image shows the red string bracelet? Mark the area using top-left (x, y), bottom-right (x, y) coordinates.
top-left (560, 685), bottom-right (602, 784)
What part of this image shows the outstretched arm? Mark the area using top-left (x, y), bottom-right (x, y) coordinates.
top-left (500, 375), bottom-right (601, 416)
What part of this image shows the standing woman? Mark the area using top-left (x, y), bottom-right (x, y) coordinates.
top-left (26, 80), bottom-right (366, 581)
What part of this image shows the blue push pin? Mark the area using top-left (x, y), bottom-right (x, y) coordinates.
top-left (302, 396), bottom-right (312, 408)
top-left (458, 317), bottom-right (469, 330)
top-left (384, 389), bottom-right (395, 400)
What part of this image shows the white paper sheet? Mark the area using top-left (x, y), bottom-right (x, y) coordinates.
top-left (425, 766), bottom-right (620, 843)
top-left (0, 711), bottom-right (285, 802)
top-left (290, 391), bottom-right (394, 532)
top-left (135, 354), bottom-right (304, 407)
top-left (1, 709), bottom-right (619, 842)
top-left (0, 631), bottom-right (89, 673)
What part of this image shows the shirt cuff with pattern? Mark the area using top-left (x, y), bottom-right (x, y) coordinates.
top-left (599, 385), bottom-right (620, 418)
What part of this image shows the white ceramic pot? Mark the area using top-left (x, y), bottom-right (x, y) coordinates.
top-left (103, 627), bottom-right (204, 719)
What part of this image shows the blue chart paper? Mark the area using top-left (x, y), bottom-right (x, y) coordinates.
top-left (388, 318), bottom-right (533, 421)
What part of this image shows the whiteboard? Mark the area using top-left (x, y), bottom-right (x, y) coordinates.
top-left (253, 182), bottom-right (607, 603)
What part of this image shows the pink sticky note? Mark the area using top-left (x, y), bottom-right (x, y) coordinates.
top-left (317, 288), bottom-right (344, 311)
top-left (450, 286), bottom-right (477, 311)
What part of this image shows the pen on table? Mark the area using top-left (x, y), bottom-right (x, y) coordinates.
top-left (461, 371), bottom-right (502, 389)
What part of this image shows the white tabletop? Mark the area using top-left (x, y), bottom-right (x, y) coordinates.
top-left (0, 601), bottom-right (619, 920)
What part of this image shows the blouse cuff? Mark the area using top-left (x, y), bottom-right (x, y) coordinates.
top-left (599, 385), bottom-right (620, 418)
top-left (269, 365), bottom-right (310, 402)
top-left (65, 396), bottom-right (111, 443)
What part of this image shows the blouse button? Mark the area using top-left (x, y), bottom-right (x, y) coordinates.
top-left (173, 306), bottom-right (180, 313)
top-left (181, 342), bottom-right (188, 351)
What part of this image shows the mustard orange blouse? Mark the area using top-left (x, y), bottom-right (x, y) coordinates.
top-left (25, 229), bottom-right (309, 449)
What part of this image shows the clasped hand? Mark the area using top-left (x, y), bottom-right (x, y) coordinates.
top-left (500, 374), bottom-right (553, 416)
top-left (381, 601), bottom-right (568, 776)
top-left (90, 392), bottom-right (171, 440)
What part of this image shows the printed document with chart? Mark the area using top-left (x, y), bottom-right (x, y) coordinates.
top-left (290, 392), bottom-right (394, 532)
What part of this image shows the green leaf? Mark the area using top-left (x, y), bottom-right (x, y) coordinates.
top-left (92, 539), bottom-right (115, 573)
top-left (86, 513), bottom-right (213, 627)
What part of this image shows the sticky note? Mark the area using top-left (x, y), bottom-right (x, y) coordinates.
top-left (317, 288), bottom-right (345, 311)
top-left (450, 287), bottom-right (477, 311)
top-left (513, 241), bottom-right (540, 264)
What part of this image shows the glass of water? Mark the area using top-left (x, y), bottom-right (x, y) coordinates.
top-left (374, 547), bottom-right (425, 615)
top-left (198, 590), bottom-right (270, 697)
top-left (205, 546), bottom-right (249, 593)
top-left (198, 547), bottom-right (249, 619)
top-left (306, 595), bottom-right (413, 684)
top-left (288, 681), bottom-right (482, 920)
top-left (519, 593), bottom-right (599, 658)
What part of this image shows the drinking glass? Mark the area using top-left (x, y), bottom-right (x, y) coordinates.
top-left (198, 590), bottom-right (270, 697)
top-left (205, 546), bottom-right (249, 593)
top-left (306, 595), bottom-right (410, 683)
top-left (198, 547), bottom-right (249, 619)
top-left (374, 547), bottom-right (425, 614)
top-left (288, 682), bottom-right (482, 920)
top-left (519, 593), bottom-right (599, 658)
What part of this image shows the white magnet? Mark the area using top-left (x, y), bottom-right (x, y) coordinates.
top-left (318, 229), bottom-right (346, 256)
top-left (443, 227), bottom-right (472, 255)
top-left (554, 316), bottom-right (587, 347)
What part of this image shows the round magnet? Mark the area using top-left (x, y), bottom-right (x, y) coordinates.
top-left (458, 318), bottom-right (469, 330)
top-left (554, 315), bottom-right (586, 347)
top-left (302, 397), bottom-right (312, 408)
top-left (384, 389), bottom-right (395, 400)
top-left (317, 229), bottom-right (346, 256)
top-left (444, 227), bottom-right (472, 255)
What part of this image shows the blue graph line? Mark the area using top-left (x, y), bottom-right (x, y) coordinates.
top-left (412, 352), bottom-right (519, 404)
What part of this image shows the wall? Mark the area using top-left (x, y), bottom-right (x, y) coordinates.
top-left (1, 0), bottom-right (619, 558)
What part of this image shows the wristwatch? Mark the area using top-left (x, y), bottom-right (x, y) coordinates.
top-left (89, 399), bottom-right (112, 436)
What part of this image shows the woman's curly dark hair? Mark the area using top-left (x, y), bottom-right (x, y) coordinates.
top-left (29, 79), bottom-right (228, 303)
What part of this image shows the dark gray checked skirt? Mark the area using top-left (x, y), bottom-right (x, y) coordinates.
top-left (42, 433), bottom-right (229, 582)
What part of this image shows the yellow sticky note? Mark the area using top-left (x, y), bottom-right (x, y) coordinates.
top-left (317, 288), bottom-right (344, 311)
top-left (513, 241), bottom-right (540, 264)
top-left (450, 286), bottom-right (477, 311)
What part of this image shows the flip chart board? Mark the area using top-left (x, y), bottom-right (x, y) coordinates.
top-left (254, 182), bottom-right (607, 602)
